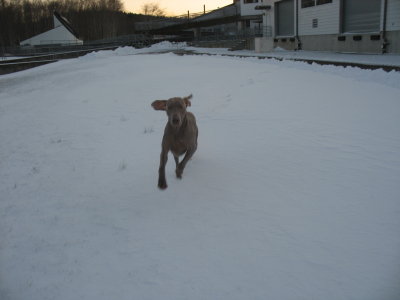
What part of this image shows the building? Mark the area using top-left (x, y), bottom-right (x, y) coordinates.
top-left (255, 0), bottom-right (400, 53)
top-left (190, 2), bottom-right (240, 38)
top-left (20, 12), bottom-right (83, 47)
top-left (238, 0), bottom-right (264, 32)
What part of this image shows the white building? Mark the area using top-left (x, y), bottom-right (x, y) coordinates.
top-left (20, 12), bottom-right (83, 47)
top-left (253, 0), bottom-right (400, 53)
top-left (238, 0), bottom-right (264, 32)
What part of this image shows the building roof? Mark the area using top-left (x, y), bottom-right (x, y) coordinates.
top-left (53, 11), bottom-right (80, 39)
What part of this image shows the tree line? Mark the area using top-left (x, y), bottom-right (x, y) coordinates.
top-left (0, 0), bottom-right (162, 47)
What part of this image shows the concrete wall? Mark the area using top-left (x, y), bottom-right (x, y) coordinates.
top-left (274, 38), bottom-right (296, 50)
top-left (299, 33), bottom-right (383, 53)
top-left (282, 30), bottom-right (400, 54)
top-left (386, 30), bottom-right (400, 53)
top-left (255, 37), bottom-right (274, 52)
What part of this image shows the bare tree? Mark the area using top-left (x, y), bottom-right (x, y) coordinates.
top-left (141, 2), bottom-right (165, 17)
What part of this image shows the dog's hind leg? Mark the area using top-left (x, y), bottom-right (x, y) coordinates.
top-left (174, 155), bottom-right (179, 169)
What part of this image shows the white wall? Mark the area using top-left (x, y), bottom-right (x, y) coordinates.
top-left (298, 0), bottom-right (340, 35)
top-left (240, 0), bottom-right (263, 16)
top-left (21, 26), bottom-right (82, 46)
top-left (54, 15), bottom-right (63, 28)
top-left (263, 0), bottom-right (400, 37)
top-left (387, 0), bottom-right (400, 31)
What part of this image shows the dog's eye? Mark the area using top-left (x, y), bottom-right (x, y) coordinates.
top-left (168, 103), bottom-right (183, 110)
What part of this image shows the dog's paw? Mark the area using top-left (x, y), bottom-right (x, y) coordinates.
top-left (175, 168), bottom-right (183, 179)
top-left (158, 183), bottom-right (167, 190)
top-left (158, 178), bottom-right (168, 190)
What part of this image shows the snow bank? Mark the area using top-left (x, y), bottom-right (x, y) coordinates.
top-left (83, 41), bottom-right (188, 58)
top-left (1, 50), bottom-right (399, 300)
top-left (81, 41), bottom-right (400, 69)
top-left (147, 41), bottom-right (187, 51)
top-left (186, 46), bottom-right (400, 68)
top-left (114, 41), bottom-right (187, 56)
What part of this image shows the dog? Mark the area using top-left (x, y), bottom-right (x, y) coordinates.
top-left (152, 94), bottom-right (198, 190)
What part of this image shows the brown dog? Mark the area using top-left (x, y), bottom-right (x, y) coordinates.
top-left (152, 94), bottom-right (198, 190)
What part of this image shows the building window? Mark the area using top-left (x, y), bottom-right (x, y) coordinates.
top-left (301, 0), bottom-right (315, 8)
top-left (302, 0), bottom-right (331, 8)
top-left (316, 0), bottom-right (332, 5)
top-left (342, 0), bottom-right (381, 33)
top-left (275, 0), bottom-right (294, 36)
top-left (244, 0), bottom-right (259, 3)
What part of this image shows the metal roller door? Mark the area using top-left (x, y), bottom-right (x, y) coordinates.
top-left (343, 0), bottom-right (381, 33)
top-left (276, 0), bottom-right (295, 36)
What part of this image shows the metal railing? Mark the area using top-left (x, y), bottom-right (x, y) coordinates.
top-left (263, 26), bottom-right (273, 38)
top-left (194, 28), bottom-right (264, 41)
top-left (1, 34), bottom-right (152, 57)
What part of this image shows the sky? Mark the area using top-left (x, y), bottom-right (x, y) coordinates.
top-left (122, 0), bottom-right (234, 16)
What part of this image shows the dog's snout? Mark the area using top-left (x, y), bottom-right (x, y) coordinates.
top-left (172, 116), bottom-right (180, 125)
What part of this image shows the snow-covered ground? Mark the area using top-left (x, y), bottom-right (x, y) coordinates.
top-left (1, 43), bottom-right (400, 300)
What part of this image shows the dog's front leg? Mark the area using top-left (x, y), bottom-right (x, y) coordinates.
top-left (176, 147), bottom-right (196, 179)
top-left (158, 149), bottom-right (168, 189)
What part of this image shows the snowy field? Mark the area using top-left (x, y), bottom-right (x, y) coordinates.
top-left (1, 43), bottom-right (400, 300)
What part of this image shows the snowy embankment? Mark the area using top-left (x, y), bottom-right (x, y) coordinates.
top-left (187, 46), bottom-right (400, 68)
top-left (1, 43), bottom-right (400, 300)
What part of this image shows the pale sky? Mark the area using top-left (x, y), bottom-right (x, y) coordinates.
top-left (123, 0), bottom-right (234, 16)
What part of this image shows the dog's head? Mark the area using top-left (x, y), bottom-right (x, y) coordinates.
top-left (152, 95), bottom-right (192, 129)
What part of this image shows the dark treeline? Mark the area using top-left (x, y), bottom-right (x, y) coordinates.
top-left (0, 0), bottom-right (153, 47)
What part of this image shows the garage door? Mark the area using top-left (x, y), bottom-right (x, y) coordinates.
top-left (276, 0), bottom-right (295, 36)
top-left (343, 0), bottom-right (381, 33)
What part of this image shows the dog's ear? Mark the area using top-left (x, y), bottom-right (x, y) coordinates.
top-left (183, 94), bottom-right (193, 107)
top-left (152, 100), bottom-right (167, 111)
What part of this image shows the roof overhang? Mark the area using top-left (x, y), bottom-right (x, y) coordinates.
top-left (255, 5), bottom-right (271, 10)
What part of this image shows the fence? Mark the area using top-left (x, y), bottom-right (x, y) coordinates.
top-left (0, 25), bottom-right (273, 58)
top-left (194, 28), bottom-right (265, 41)
top-left (1, 34), bottom-right (152, 57)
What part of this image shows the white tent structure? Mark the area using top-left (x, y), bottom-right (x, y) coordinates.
top-left (20, 12), bottom-right (83, 47)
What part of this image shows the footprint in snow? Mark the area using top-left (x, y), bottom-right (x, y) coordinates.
top-left (143, 127), bottom-right (154, 134)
